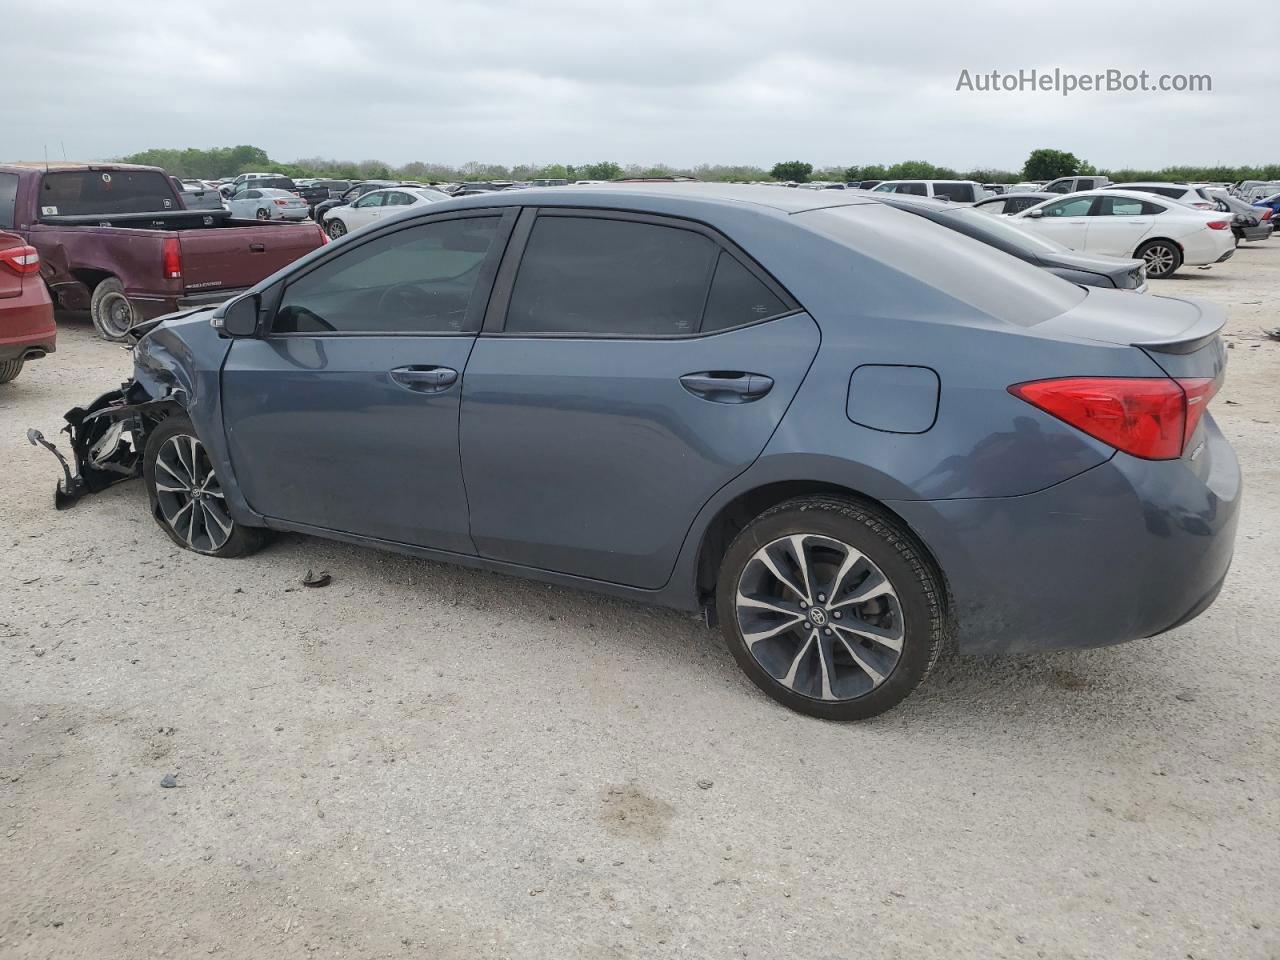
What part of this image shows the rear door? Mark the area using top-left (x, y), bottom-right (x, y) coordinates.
top-left (221, 210), bottom-right (514, 551)
top-left (459, 209), bottom-right (821, 589)
top-left (1085, 195), bottom-right (1158, 257)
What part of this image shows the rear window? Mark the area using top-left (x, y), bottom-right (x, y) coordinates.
top-left (800, 204), bottom-right (1087, 327)
top-left (38, 170), bottom-right (178, 216)
top-left (0, 173), bottom-right (17, 228)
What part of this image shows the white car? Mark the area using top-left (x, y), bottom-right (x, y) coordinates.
top-left (321, 187), bottom-right (449, 239)
top-left (871, 179), bottom-right (988, 202)
top-left (226, 187), bottom-right (310, 221)
top-left (1107, 182), bottom-right (1216, 210)
top-left (1014, 190), bottom-right (1234, 279)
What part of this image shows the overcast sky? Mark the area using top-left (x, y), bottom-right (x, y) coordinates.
top-left (7, 0), bottom-right (1272, 171)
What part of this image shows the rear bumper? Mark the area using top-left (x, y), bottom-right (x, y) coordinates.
top-left (889, 415), bottom-right (1241, 655)
top-left (1239, 223), bottom-right (1274, 242)
top-left (131, 288), bottom-right (240, 320)
top-left (0, 285), bottom-right (57, 362)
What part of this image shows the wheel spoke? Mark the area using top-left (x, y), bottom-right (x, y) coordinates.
top-left (742, 615), bottom-right (806, 648)
top-left (833, 617), bottom-right (903, 653)
top-left (779, 629), bottom-right (817, 691)
top-left (830, 570), bottom-right (895, 608)
top-left (736, 593), bottom-right (801, 619)
top-left (786, 535), bottom-right (815, 602)
top-left (816, 632), bottom-right (836, 700)
top-left (157, 454), bottom-right (191, 488)
top-left (202, 500), bottom-right (233, 538)
top-left (825, 545), bottom-right (866, 604)
top-left (836, 634), bottom-right (887, 685)
top-left (758, 542), bottom-right (810, 604)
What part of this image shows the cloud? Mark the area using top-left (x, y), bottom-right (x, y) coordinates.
top-left (5, 0), bottom-right (1271, 169)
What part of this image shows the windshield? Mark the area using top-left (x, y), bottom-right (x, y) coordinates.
top-left (948, 208), bottom-right (1072, 253)
top-left (39, 170), bottom-right (177, 216)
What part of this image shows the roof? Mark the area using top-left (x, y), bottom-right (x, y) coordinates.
top-left (435, 181), bottom-right (881, 216)
top-left (0, 161), bottom-right (164, 174)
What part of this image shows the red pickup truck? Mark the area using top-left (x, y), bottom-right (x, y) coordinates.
top-left (0, 163), bottom-right (326, 340)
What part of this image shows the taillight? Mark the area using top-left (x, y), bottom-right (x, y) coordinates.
top-left (162, 236), bottom-right (182, 280)
top-left (1262, 209), bottom-right (1274, 220)
top-left (0, 244), bottom-right (41, 275)
top-left (1009, 376), bottom-right (1218, 460)
top-left (1206, 220), bottom-right (1230, 230)
top-left (273, 198), bottom-right (290, 206)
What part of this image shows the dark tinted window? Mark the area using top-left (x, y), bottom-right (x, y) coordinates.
top-left (702, 252), bottom-right (788, 333)
top-left (0, 173), bottom-right (17, 228)
top-left (897, 182), bottom-right (928, 196)
top-left (39, 170), bottom-right (177, 215)
top-left (1006, 197), bottom-right (1041, 213)
top-left (932, 183), bottom-right (973, 202)
top-left (274, 217), bottom-right (499, 335)
top-left (1045, 180), bottom-right (1072, 194)
top-left (505, 216), bottom-right (715, 336)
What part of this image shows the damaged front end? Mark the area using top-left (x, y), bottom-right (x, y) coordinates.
top-left (27, 382), bottom-right (183, 510)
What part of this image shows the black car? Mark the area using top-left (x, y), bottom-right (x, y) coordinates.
top-left (870, 194), bottom-right (1147, 291)
top-left (972, 192), bottom-right (1057, 215)
top-left (296, 179), bottom-right (354, 216)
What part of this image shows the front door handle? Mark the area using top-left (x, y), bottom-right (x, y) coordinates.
top-left (389, 365), bottom-right (458, 393)
top-left (679, 371), bottom-right (773, 403)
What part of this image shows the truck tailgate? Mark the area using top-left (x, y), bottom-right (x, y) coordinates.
top-left (177, 221), bottom-right (322, 295)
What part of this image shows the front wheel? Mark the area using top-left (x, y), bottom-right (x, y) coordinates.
top-left (326, 218), bottom-right (347, 239)
top-left (1135, 239), bottom-right (1182, 279)
top-left (143, 416), bottom-right (263, 558)
top-left (255, 207), bottom-right (271, 221)
top-left (716, 497), bottom-right (946, 720)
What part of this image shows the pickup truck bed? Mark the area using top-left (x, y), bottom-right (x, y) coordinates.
top-left (0, 163), bottom-right (326, 339)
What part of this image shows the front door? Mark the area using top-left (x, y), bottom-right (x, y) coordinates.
top-left (221, 211), bottom-right (512, 552)
top-left (1027, 195), bottom-right (1096, 249)
top-left (460, 211), bottom-right (821, 589)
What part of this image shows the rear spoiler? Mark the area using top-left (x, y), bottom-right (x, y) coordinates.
top-left (1131, 301), bottom-right (1226, 355)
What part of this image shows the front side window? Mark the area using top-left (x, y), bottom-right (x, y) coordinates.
top-left (897, 182), bottom-right (928, 196)
top-left (1040, 197), bottom-right (1095, 217)
top-left (1045, 180), bottom-right (1072, 194)
top-left (273, 217), bottom-right (500, 335)
top-left (354, 192), bottom-right (386, 209)
top-left (504, 216), bottom-right (716, 336)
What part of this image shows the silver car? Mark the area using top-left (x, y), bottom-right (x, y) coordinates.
top-left (227, 187), bottom-right (310, 221)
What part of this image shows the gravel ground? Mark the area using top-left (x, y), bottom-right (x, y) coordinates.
top-left (2, 248), bottom-right (1278, 960)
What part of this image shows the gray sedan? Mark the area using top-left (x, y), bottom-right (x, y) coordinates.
top-left (31, 185), bottom-right (1239, 720)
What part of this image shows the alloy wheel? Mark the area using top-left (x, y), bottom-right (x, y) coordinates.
top-left (153, 434), bottom-right (234, 552)
top-left (735, 534), bottom-right (905, 701)
top-left (1142, 243), bottom-right (1176, 277)
top-left (326, 219), bottom-right (347, 239)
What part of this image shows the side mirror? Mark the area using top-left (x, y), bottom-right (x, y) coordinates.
top-left (216, 294), bottom-right (262, 337)
top-left (1025, 209), bottom-right (1044, 219)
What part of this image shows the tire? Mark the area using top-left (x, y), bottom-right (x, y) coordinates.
top-left (143, 415), bottom-right (263, 558)
top-left (1135, 239), bottom-right (1182, 279)
top-left (89, 277), bottom-right (138, 342)
top-left (255, 208), bottom-right (271, 221)
top-left (716, 497), bottom-right (946, 720)
top-left (326, 218), bottom-right (347, 239)
top-left (0, 358), bottom-right (23, 383)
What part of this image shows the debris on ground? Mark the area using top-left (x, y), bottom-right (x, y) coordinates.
top-left (160, 774), bottom-right (178, 789)
top-left (1264, 328), bottom-right (1280, 342)
top-left (301, 569), bottom-right (332, 589)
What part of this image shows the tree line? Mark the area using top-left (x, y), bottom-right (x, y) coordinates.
top-left (117, 145), bottom-right (1280, 186)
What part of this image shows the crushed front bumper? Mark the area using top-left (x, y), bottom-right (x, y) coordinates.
top-left (27, 381), bottom-right (179, 510)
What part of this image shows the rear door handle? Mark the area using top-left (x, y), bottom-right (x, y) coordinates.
top-left (389, 365), bottom-right (458, 393)
top-left (680, 371), bottom-right (773, 403)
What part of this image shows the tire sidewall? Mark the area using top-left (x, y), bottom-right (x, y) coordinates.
top-left (90, 278), bottom-right (136, 342)
top-left (716, 500), bottom-right (941, 721)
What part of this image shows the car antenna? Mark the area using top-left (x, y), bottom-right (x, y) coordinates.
top-left (44, 144), bottom-right (49, 172)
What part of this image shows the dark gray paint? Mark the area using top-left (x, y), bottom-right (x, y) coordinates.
top-left (117, 184), bottom-right (1239, 655)
top-left (846, 365), bottom-right (939, 434)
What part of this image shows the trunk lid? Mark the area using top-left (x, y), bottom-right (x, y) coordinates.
top-left (176, 221), bottom-right (321, 295)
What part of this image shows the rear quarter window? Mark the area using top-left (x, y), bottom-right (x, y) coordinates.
top-left (39, 170), bottom-right (177, 216)
top-left (799, 204), bottom-right (1087, 327)
top-left (932, 183), bottom-right (974, 202)
top-left (0, 173), bottom-right (17, 228)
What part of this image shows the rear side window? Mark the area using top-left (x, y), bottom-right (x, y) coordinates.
top-left (504, 216), bottom-right (716, 336)
top-left (0, 173), bottom-right (17, 228)
top-left (273, 217), bottom-right (500, 335)
top-left (702, 252), bottom-right (788, 333)
top-left (897, 182), bottom-right (928, 196)
top-left (38, 170), bottom-right (177, 216)
top-left (932, 183), bottom-right (973, 202)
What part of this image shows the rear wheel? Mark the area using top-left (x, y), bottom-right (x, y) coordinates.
top-left (716, 497), bottom-right (946, 720)
top-left (89, 277), bottom-right (137, 342)
top-left (0, 358), bottom-right (23, 383)
top-left (143, 416), bottom-right (263, 558)
top-left (326, 218), bottom-right (347, 239)
top-left (255, 207), bottom-right (271, 221)
top-left (1136, 239), bottom-right (1182, 279)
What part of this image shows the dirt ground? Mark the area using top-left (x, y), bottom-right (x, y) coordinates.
top-left (2, 246), bottom-right (1278, 960)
